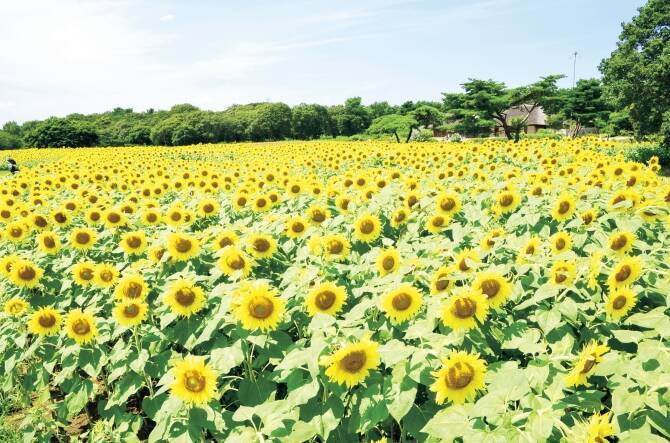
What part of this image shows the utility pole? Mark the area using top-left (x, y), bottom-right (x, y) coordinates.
top-left (572, 51), bottom-right (578, 88)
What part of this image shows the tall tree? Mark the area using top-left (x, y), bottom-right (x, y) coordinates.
top-left (366, 114), bottom-right (417, 143)
top-left (600, 0), bottom-right (670, 140)
top-left (458, 76), bottom-right (563, 141)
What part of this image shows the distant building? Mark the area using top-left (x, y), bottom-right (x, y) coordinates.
top-left (493, 105), bottom-right (548, 137)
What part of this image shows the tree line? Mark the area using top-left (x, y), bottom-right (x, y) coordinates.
top-left (0, 0), bottom-right (667, 150)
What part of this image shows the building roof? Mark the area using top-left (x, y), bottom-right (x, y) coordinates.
top-left (503, 105), bottom-right (547, 126)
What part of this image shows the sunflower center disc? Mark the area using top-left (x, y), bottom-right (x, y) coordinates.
top-left (580, 356), bottom-right (596, 374)
top-left (312, 211), bottom-right (325, 222)
top-left (175, 238), bottom-right (192, 253)
top-left (19, 266), bottom-right (36, 280)
top-left (480, 280), bottom-right (500, 299)
top-left (382, 257), bottom-right (395, 271)
top-left (340, 350), bottom-right (366, 373)
top-left (556, 239), bottom-right (566, 250)
top-left (107, 213), bottom-right (120, 223)
top-left (73, 319), bottom-right (90, 335)
top-left (432, 216), bottom-right (444, 227)
top-left (445, 362), bottom-right (474, 389)
top-left (127, 236), bottom-right (141, 248)
top-left (612, 235), bottom-right (627, 250)
top-left (360, 220), bottom-right (374, 234)
top-left (452, 298), bottom-right (476, 319)
top-left (184, 371), bottom-right (206, 393)
top-left (441, 198), bottom-right (455, 211)
top-left (250, 297), bottom-right (274, 319)
top-left (616, 265), bottom-right (631, 282)
top-left (227, 255), bottom-right (245, 270)
top-left (392, 293), bottom-right (412, 311)
top-left (176, 289), bottom-right (196, 307)
top-left (315, 291), bottom-right (336, 310)
top-left (558, 201), bottom-right (570, 214)
top-left (76, 232), bottom-right (90, 244)
top-left (435, 276), bottom-right (449, 291)
top-left (292, 222), bottom-right (304, 233)
top-left (38, 313), bottom-right (56, 328)
top-left (43, 237), bottom-right (56, 248)
top-left (327, 240), bottom-right (343, 254)
top-left (124, 304), bottom-right (140, 318)
top-left (80, 269), bottom-right (94, 280)
top-left (500, 195), bottom-right (513, 206)
top-left (253, 239), bottom-right (270, 252)
top-left (612, 295), bottom-right (627, 310)
top-left (126, 282), bottom-right (142, 298)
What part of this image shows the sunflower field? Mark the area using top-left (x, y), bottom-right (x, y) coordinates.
top-left (0, 139), bottom-right (669, 442)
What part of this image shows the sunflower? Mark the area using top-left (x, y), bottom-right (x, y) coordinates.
top-left (472, 272), bottom-right (512, 308)
top-left (586, 412), bottom-right (614, 443)
top-left (0, 255), bottom-right (18, 278)
top-left (140, 208), bottom-right (162, 226)
top-left (69, 227), bottom-right (97, 251)
top-left (390, 207), bottom-right (409, 228)
top-left (550, 260), bottom-right (576, 286)
top-left (167, 232), bottom-right (200, 261)
top-left (218, 247), bottom-right (253, 278)
top-left (231, 192), bottom-right (249, 211)
top-left (211, 230), bottom-right (239, 251)
top-left (430, 266), bottom-right (454, 295)
top-left (235, 282), bottom-right (285, 331)
top-left (50, 208), bottom-right (70, 227)
top-left (9, 259), bottom-right (44, 288)
top-left (605, 287), bottom-right (637, 320)
top-left (336, 195), bottom-right (352, 213)
top-left (607, 231), bottom-right (635, 255)
top-left (305, 282), bottom-right (347, 316)
top-left (493, 189), bottom-right (520, 215)
top-left (551, 193), bottom-right (576, 222)
top-left (94, 263), bottom-right (118, 288)
top-left (517, 237), bottom-right (541, 263)
top-left (113, 299), bottom-right (148, 327)
top-left (284, 216), bottom-right (308, 239)
top-left (4, 297), bottom-right (28, 316)
top-left (246, 234), bottom-right (277, 259)
top-left (103, 209), bottom-right (127, 228)
top-left (170, 355), bottom-right (218, 405)
top-left (376, 248), bottom-right (400, 276)
top-left (148, 245), bottom-right (166, 263)
top-left (197, 198), bottom-right (220, 218)
top-left (430, 351), bottom-right (487, 404)
top-left (454, 249), bottom-right (480, 273)
top-left (27, 307), bottom-right (62, 336)
top-left (85, 208), bottom-right (103, 225)
top-left (441, 290), bottom-right (489, 331)
top-left (36, 231), bottom-right (62, 254)
top-left (322, 336), bottom-right (380, 387)
top-left (580, 208), bottom-right (598, 226)
top-left (114, 274), bottom-right (148, 300)
top-left (607, 257), bottom-right (642, 288)
top-left (120, 230), bottom-right (148, 256)
top-left (480, 228), bottom-right (505, 251)
top-left (354, 213), bottom-right (382, 243)
top-left (550, 231), bottom-right (572, 255)
top-left (322, 234), bottom-right (351, 261)
top-left (565, 341), bottom-right (609, 387)
top-left (425, 214), bottom-right (449, 234)
top-left (5, 220), bottom-right (28, 243)
top-left (307, 205), bottom-right (330, 225)
top-left (65, 309), bottom-right (98, 345)
top-left (380, 284), bottom-right (423, 324)
top-left (164, 279), bottom-right (207, 317)
top-left (165, 205), bottom-right (186, 226)
top-left (436, 191), bottom-right (462, 216)
top-left (72, 261), bottom-right (96, 286)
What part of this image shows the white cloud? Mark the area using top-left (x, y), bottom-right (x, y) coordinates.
top-left (159, 14), bottom-right (176, 22)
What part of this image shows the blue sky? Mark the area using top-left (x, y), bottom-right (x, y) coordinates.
top-left (0, 0), bottom-right (646, 123)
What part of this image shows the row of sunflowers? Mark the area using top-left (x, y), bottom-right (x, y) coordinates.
top-left (0, 139), bottom-right (669, 442)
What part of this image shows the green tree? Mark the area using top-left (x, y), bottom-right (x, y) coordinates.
top-left (291, 104), bottom-right (332, 139)
top-left (0, 131), bottom-right (22, 149)
top-left (331, 97), bottom-right (371, 136)
top-left (247, 103), bottom-right (292, 141)
top-left (24, 118), bottom-right (98, 148)
top-left (458, 76), bottom-right (563, 141)
top-left (367, 101), bottom-right (397, 120)
top-left (411, 105), bottom-right (444, 129)
top-left (366, 114), bottom-right (417, 143)
top-left (600, 0), bottom-right (670, 139)
top-left (557, 79), bottom-right (612, 137)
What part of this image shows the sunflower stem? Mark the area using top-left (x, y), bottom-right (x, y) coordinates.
top-left (132, 326), bottom-right (154, 397)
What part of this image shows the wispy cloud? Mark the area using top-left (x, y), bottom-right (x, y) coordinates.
top-left (159, 14), bottom-right (176, 22)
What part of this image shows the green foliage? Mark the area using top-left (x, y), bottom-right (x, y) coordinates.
top-left (366, 114), bottom-right (417, 143)
top-left (0, 131), bottom-right (22, 149)
top-left (624, 142), bottom-right (670, 166)
top-left (600, 0), bottom-right (670, 139)
top-left (412, 129), bottom-right (435, 142)
top-left (330, 97), bottom-right (372, 136)
top-left (290, 104), bottom-right (332, 139)
top-left (24, 117), bottom-right (98, 148)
